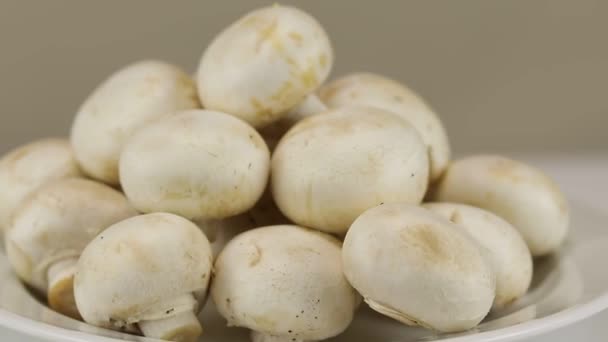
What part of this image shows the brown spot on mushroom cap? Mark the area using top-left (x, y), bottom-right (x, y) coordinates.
top-left (401, 224), bottom-right (447, 262)
top-left (248, 243), bottom-right (263, 267)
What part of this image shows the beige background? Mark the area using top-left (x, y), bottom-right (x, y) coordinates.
top-left (0, 0), bottom-right (606, 155)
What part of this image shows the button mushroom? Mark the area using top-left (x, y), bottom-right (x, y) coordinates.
top-left (423, 202), bottom-right (533, 309)
top-left (197, 5), bottom-right (333, 128)
top-left (430, 155), bottom-right (570, 256)
top-left (259, 94), bottom-right (328, 151)
top-left (71, 60), bottom-right (200, 185)
top-left (319, 72), bottom-right (451, 181)
top-left (4, 178), bottom-right (137, 319)
top-left (74, 213), bottom-right (213, 342)
top-left (212, 225), bottom-right (359, 342)
top-left (272, 105), bottom-right (429, 234)
top-left (342, 203), bottom-right (495, 333)
top-left (0, 138), bottom-right (82, 232)
top-left (119, 109), bottom-right (270, 221)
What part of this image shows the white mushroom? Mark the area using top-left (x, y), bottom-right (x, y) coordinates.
top-left (319, 72), bottom-right (451, 181)
top-left (0, 138), bottom-right (82, 232)
top-left (71, 60), bottom-right (200, 185)
top-left (74, 213), bottom-right (213, 342)
top-left (212, 225), bottom-right (359, 342)
top-left (4, 178), bottom-right (137, 319)
top-left (272, 105), bottom-right (429, 234)
top-left (430, 155), bottom-right (570, 256)
top-left (342, 203), bottom-right (496, 332)
top-left (197, 5), bottom-right (333, 128)
top-left (260, 94), bottom-right (328, 151)
top-left (119, 109), bottom-right (270, 220)
top-left (423, 202), bottom-right (533, 309)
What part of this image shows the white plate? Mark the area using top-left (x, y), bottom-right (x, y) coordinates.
top-left (0, 202), bottom-right (607, 342)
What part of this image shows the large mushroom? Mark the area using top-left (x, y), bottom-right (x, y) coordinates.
top-left (119, 109), bottom-right (270, 221)
top-left (74, 213), bottom-right (213, 342)
top-left (272, 105), bottom-right (429, 235)
top-left (197, 5), bottom-right (333, 128)
top-left (0, 138), bottom-right (82, 232)
top-left (319, 72), bottom-right (451, 181)
top-left (342, 203), bottom-right (496, 332)
top-left (423, 202), bottom-right (533, 309)
top-left (430, 155), bottom-right (570, 256)
top-left (71, 60), bottom-right (200, 185)
top-left (212, 225), bottom-right (359, 342)
top-left (4, 178), bottom-right (136, 319)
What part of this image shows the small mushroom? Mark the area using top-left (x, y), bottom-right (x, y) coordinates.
top-left (423, 202), bottom-right (533, 309)
top-left (197, 5), bottom-right (333, 128)
top-left (4, 178), bottom-right (137, 319)
top-left (71, 60), bottom-right (200, 185)
top-left (430, 155), bottom-right (570, 256)
top-left (342, 204), bottom-right (495, 332)
top-left (74, 213), bottom-right (213, 342)
top-left (319, 72), bottom-right (451, 181)
top-left (260, 94), bottom-right (328, 151)
top-left (119, 109), bottom-right (270, 221)
top-left (272, 105), bottom-right (429, 234)
top-left (212, 225), bottom-right (359, 342)
top-left (0, 138), bottom-right (82, 232)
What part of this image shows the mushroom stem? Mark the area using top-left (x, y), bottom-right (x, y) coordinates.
top-left (47, 257), bottom-right (81, 320)
top-left (138, 309), bottom-right (202, 342)
top-left (250, 331), bottom-right (312, 342)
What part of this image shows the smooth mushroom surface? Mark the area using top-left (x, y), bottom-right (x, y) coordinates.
top-left (319, 72), bottom-right (451, 182)
top-left (71, 60), bottom-right (200, 185)
top-left (4, 178), bottom-right (137, 319)
top-left (259, 94), bottom-right (328, 151)
top-left (212, 225), bottom-right (359, 342)
top-left (120, 109), bottom-right (270, 221)
top-left (342, 203), bottom-right (496, 333)
top-left (74, 213), bottom-right (213, 342)
top-left (197, 5), bottom-right (333, 128)
top-left (430, 155), bottom-right (570, 256)
top-left (423, 202), bottom-right (533, 309)
top-left (272, 105), bottom-right (429, 234)
top-left (0, 138), bottom-right (82, 232)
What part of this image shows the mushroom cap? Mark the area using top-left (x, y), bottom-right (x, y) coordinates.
top-left (4, 178), bottom-right (136, 293)
top-left (271, 105), bottom-right (429, 234)
top-left (342, 203), bottom-right (495, 332)
top-left (0, 138), bottom-right (82, 231)
top-left (120, 109), bottom-right (270, 220)
top-left (423, 202), bottom-right (533, 309)
top-left (319, 72), bottom-right (451, 181)
top-left (197, 5), bottom-right (333, 128)
top-left (71, 60), bottom-right (200, 185)
top-left (430, 155), bottom-right (570, 256)
top-left (74, 213), bottom-right (213, 329)
top-left (212, 225), bottom-right (358, 341)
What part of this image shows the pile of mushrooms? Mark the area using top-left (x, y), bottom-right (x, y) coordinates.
top-left (0, 4), bottom-right (570, 342)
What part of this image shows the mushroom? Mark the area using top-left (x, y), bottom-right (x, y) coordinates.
top-left (342, 203), bottom-right (496, 333)
top-left (4, 178), bottom-right (137, 319)
top-left (212, 225), bottom-right (359, 342)
top-left (423, 202), bottom-right (533, 309)
top-left (71, 60), bottom-right (200, 185)
top-left (430, 155), bottom-right (570, 256)
top-left (119, 109), bottom-right (270, 221)
top-left (197, 5), bottom-right (333, 128)
top-left (0, 138), bottom-right (82, 232)
top-left (74, 213), bottom-right (213, 342)
top-left (319, 72), bottom-right (451, 181)
top-left (272, 105), bottom-right (429, 235)
top-left (260, 94), bottom-right (328, 151)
